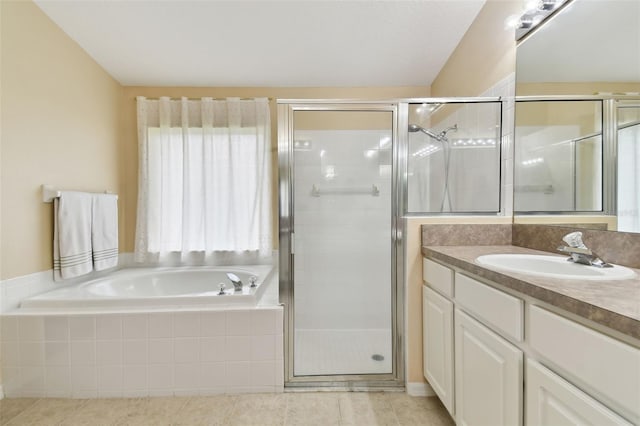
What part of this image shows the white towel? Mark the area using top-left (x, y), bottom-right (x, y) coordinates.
top-left (92, 193), bottom-right (119, 271)
top-left (53, 191), bottom-right (93, 281)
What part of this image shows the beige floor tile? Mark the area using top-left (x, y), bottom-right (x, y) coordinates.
top-left (285, 393), bottom-right (341, 426)
top-left (227, 393), bottom-right (287, 425)
top-left (0, 398), bottom-right (39, 425)
top-left (61, 398), bottom-right (144, 426)
top-left (0, 391), bottom-right (454, 426)
top-left (233, 393), bottom-right (287, 411)
top-left (5, 398), bottom-right (87, 426)
top-left (226, 408), bottom-right (285, 426)
top-left (389, 396), bottom-right (454, 426)
top-left (116, 397), bottom-right (190, 426)
top-left (338, 393), bottom-right (399, 426)
top-left (173, 395), bottom-right (237, 426)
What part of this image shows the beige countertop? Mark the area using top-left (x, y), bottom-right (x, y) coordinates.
top-left (422, 245), bottom-right (640, 341)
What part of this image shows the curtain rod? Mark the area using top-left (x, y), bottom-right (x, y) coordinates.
top-left (139, 97), bottom-right (274, 101)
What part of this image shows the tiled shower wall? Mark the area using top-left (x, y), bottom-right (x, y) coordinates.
top-left (1, 307), bottom-right (283, 398)
top-left (293, 130), bottom-right (392, 331)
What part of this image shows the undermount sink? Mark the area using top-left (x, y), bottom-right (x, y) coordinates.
top-left (475, 254), bottom-right (637, 281)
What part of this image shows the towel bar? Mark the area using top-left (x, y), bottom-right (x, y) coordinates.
top-left (42, 184), bottom-right (118, 203)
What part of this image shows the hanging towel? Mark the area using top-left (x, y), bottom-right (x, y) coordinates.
top-left (92, 193), bottom-right (119, 271)
top-left (53, 192), bottom-right (93, 281)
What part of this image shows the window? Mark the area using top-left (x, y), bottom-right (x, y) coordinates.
top-left (135, 97), bottom-right (271, 261)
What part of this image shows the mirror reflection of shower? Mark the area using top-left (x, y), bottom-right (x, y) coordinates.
top-left (408, 123), bottom-right (458, 211)
top-left (407, 101), bottom-right (502, 214)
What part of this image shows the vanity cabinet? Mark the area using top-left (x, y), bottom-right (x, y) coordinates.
top-left (422, 256), bottom-right (639, 426)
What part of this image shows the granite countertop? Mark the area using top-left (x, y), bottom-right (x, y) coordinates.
top-left (422, 245), bottom-right (640, 341)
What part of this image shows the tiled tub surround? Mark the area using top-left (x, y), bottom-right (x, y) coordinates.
top-left (1, 307), bottom-right (284, 398)
top-left (421, 245), bottom-right (640, 341)
top-left (0, 260), bottom-right (283, 398)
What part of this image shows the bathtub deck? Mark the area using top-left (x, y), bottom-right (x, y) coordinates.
top-left (0, 392), bottom-right (454, 425)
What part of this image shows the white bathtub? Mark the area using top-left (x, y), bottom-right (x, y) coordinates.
top-left (18, 265), bottom-right (275, 311)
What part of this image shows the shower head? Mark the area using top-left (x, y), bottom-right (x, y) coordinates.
top-left (408, 123), bottom-right (458, 142)
top-left (408, 124), bottom-right (442, 141)
top-left (441, 124), bottom-right (458, 136)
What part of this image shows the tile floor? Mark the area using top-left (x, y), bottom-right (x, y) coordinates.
top-left (0, 392), bottom-right (454, 425)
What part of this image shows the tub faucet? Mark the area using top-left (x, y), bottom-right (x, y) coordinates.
top-left (226, 273), bottom-right (243, 291)
top-left (557, 231), bottom-right (612, 268)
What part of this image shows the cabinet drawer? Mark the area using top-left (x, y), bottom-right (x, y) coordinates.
top-left (526, 359), bottom-right (632, 426)
top-left (530, 305), bottom-right (640, 423)
top-left (423, 258), bottom-right (453, 297)
top-left (455, 272), bottom-right (523, 342)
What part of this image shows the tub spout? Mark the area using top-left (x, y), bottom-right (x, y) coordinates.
top-left (226, 273), bottom-right (243, 291)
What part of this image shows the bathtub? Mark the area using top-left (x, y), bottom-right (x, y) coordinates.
top-left (18, 265), bottom-right (275, 311)
top-left (2, 264), bottom-right (283, 398)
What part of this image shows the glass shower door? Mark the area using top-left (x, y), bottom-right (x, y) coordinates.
top-left (617, 103), bottom-right (640, 232)
top-left (291, 110), bottom-right (394, 377)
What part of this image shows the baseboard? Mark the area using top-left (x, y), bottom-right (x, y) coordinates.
top-left (406, 382), bottom-right (436, 397)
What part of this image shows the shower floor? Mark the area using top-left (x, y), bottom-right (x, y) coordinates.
top-left (294, 328), bottom-right (392, 376)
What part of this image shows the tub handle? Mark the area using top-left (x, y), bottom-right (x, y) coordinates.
top-left (218, 283), bottom-right (227, 295)
top-left (249, 276), bottom-right (258, 288)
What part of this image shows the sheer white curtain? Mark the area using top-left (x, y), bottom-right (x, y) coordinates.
top-left (135, 96), bottom-right (272, 262)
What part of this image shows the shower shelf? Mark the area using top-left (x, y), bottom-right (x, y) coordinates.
top-left (311, 184), bottom-right (380, 197)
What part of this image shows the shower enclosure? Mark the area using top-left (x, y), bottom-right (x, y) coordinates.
top-left (278, 99), bottom-right (503, 388)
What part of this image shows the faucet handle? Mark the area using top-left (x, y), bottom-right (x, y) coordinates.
top-left (218, 283), bottom-right (227, 295)
top-left (562, 231), bottom-right (588, 249)
top-left (249, 276), bottom-right (258, 288)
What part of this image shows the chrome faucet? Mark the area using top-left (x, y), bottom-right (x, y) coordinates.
top-left (226, 273), bottom-right (243, 291)
top-left (557, 231), bottom-right (612, 268)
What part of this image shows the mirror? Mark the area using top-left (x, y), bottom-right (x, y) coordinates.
top-left (514, 0), bottom-right (640, 232)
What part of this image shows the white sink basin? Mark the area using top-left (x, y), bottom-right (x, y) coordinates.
top-left (475, 254), bottom-right (637, 281)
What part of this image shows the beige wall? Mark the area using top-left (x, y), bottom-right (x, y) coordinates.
top-left (120, 86), bottom-right (429, 253)
top-left (431, 0), bottom-right (521, 97)
top-left (0, 0), bottom-right (123, 280)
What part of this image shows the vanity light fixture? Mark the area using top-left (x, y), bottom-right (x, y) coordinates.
top-left (515, 0), bottom-right (572, 42)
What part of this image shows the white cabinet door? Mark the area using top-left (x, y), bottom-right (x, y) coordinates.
top-left (526, 359), bottom-right (632, 426)
top-left (455, 309), bottom-right (523, 426)
top-left (423, 285), bottom-right (454, 415)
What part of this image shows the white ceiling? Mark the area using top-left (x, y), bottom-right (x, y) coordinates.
top-left (34, 0), bottom-right (486, 87)
top-left (517, 0), bottom-right (640, 83)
